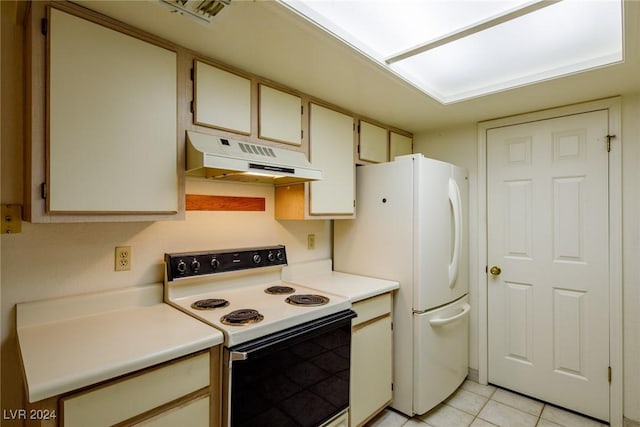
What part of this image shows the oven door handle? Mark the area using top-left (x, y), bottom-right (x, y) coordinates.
top-left (227, 309), bottom-right (357, 360)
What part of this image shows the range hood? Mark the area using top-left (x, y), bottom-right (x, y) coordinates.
top-left (186, 131), bottom-right (322, 184)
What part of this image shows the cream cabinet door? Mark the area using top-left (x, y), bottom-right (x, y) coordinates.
top-left (309, 103), bottom-right (355, 216)
top-left (259, 84), bottom-right (302, 145)
top-left (48, 8), bottom-right (177, 214)
top-left (351, 316), bottom-right (392, 426)
top-left (194, 60), bottom-right (251, 134)
top-left (359, 121), bottom-right (388, 163)
top-left (389, 132), bottom-right (413, 160)
top-left (350, 294), bottom-right (393, 426)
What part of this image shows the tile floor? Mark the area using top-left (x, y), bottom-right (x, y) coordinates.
top-left (365, 380), bottom-right (609, 427)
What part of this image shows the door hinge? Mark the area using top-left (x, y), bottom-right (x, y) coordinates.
top-left (608, 366), bottom-right (612, 383)
top-left (190, 68), bottom-right (194, 81)
top-left (40, 182), bottom-right (47, 199)
top-left (301, 105), bottom-right (303, 115)
top-left (190, 100), bottom-right (194, 114)
top-left (41, 18), bottom-right (48, 36)
top-left (606, 134), bottom-right (616, 152)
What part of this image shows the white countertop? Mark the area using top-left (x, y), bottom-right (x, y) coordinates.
top-left (17, 283), bottom-right (223, 403)
top-left (282, 259), bottom-right (399, 302)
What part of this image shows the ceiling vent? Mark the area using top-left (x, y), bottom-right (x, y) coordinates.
top-left (159, 0), bottom-right (231, 25)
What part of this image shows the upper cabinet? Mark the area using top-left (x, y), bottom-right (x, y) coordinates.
top-left (42, 7), bottom-right (178, 218)
top-left (275, 103), bottom-right (355, 219)
top-left (194, 60), bottom-right (251, 135)
top-left (309, 104), bottom-right (355, 216)
top-left (258, 84), bottom-right (302, 146)
top-left (25, 3), bottom-right (412, 223)
top-left (389, 132), bottom-right (413, 160)
top-left (358, 121), bottom-right (388, 163)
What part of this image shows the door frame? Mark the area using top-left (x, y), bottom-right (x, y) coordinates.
top-left (477, 97), bottom-right (622, 425)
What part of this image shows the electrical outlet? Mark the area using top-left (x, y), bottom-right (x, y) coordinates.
top-left (307, 234), bottom-right (316, 250)
top-left (115, 246), bottom-right (131, 271)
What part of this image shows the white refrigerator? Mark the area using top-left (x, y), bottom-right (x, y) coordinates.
top-left (334, 154), bottom-right (469, 416)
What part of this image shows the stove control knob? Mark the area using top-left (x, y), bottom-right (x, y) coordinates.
top-left (176, 260), bottom-right (187, 275)
top-left (190, 259), bottom-right (201, 273)
top-left (267, 251), bottom-right (276, 262)
top-left (252, 254), bottom-right (262, 264)
top-left (210, 258), bottom-right (220, 270)
top-left (276, 250), bottom-right (285, 261)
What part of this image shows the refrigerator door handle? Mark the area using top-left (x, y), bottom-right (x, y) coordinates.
top-left (448, 177), bottom-right (463, 289)
top-left (428, 303), bottom-right (470, 326)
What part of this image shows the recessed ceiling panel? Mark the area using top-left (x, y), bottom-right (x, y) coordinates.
top-left (282, 0), bottom-right (532, 58)
top-left (280, 0), bottom-right (623, 104)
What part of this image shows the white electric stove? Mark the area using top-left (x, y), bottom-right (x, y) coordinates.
top-left (164, 245), bottom-right (351, 347)
top-left (163, 245), bottom-right (355, 427)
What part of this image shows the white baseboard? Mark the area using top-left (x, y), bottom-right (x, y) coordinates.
top-left (467, 368), bottom-right (479, 384)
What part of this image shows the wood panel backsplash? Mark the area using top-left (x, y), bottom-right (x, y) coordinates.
top-left (186, 195), bottom-right (265, 211)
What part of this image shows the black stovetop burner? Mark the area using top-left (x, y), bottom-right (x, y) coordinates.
top-left (264, 285), bottom-right (296, 295)
top-left (285, 294), bottom-right (330, 307)
top-left (191, 298), bottom-right (230, 310)
top-left (221, 309), bottom-right (264, 326)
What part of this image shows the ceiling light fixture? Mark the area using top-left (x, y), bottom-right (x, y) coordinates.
top-left (384, 0), bottom-right (561, 64)
top-left (280, 0), bottom-right (624, 104)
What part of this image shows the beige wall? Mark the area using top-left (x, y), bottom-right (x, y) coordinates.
top-left (3, 0), bottom-right (640, 423)
top-left (620, 94), bottom-right (640, 423)
top-left (413, 95), bottom-right (640, 423)
top-left (0, 4), bottom-right (331, 419)
top-left (1, 183), bottom-right (333, 416)
top-left (1, 1), bottom-right (26, 418)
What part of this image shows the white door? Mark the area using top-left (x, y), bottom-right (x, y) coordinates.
top-left (487, 110), bottom-right (610, 421)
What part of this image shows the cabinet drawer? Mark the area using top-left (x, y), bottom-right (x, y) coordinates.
top-left (61, 352), bottom-right (210, 427)
top-left (136, 395), bottom-right (210, 427)
top-left (352, 293), bottom-right (391, 327)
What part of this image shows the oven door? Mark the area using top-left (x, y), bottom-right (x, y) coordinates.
top-left (223, 309), bottom-right (357, 427)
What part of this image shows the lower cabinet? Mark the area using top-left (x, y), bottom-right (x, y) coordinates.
top-left (136, 394), bottom-right (210, 427)
top-left (350, 293), bottom-right (393, 427)
top-left (26, 348), bottom-right (220, 427)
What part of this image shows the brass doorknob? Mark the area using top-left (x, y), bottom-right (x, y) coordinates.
top-left (489, 266), bottom-right (502, 276)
